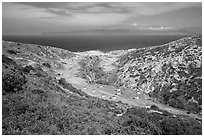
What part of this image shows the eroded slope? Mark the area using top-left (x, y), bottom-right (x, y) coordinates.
top-left (115, 35), bottom-right (202, 113)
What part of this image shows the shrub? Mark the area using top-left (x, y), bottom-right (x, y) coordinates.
top-left (150, 105), bottom-right (159, 110)
top-left (32, 89), bottom-right (45, 95)
top-left (21, 65), bottom-right (34, 73)
top-left (42, 62), bottom-right (51, 68)
top-left (120, 115), bottom-right (162, 135)
top-left (35, 72), bottom-right (46, 77)
top-left (2, 54), bottom-right (18, 66)
top-left (160, 117), bottom-right (202, 135)
top-left (58, 78), bottom-right (68, 87)
top-left (7, 49), bottom-right (19, 55)
top-left (2, 71), bottom-right (27, 94)
top-left (58, 78), bottom-right (88, 97)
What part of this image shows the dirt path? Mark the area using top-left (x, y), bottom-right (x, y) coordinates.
top-left (54, 55), bottom-right (202, 120)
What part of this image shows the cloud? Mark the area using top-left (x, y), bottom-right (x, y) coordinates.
top-left (130, 23), bottom-right (174, 31)
top-left (109, 2), bottom-right (201, 16)
top-left (143, 26), bottom-right (174, 31)
top-left (3, 2), bottom-right (202, 35)
top-left (73, 13), bottom-right (128, 26)
top-left (47, 8), bottom-right (75, 16)
top-left (16, 2), bottom-right (201, 16)
top-left (132, 23), bottom-right (138, 26)
top-left (11, 2), bottom-right (201, 29)
top-left (12, 2), bottom-right (202, 22)
top-left (3, 3), bottom-right (53, 19)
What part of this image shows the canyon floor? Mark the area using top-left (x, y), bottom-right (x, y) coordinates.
top-left (54, 52), bottom-right (202, 120)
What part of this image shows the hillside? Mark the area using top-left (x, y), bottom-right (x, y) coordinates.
top-left (115, 35), bottom-right (202, 114)
top-left (2, 36), bottom-right (202, 135)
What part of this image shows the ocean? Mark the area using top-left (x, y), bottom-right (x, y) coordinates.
top-left (2, 35), bottom-right (188, 52)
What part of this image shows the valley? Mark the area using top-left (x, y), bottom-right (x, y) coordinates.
top-left (54, 51), bottom-right (202, 120)
top-left (2, 35), bottom-right (202, 135)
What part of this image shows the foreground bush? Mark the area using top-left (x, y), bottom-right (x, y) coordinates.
top-left (2, 71), bottom-right (27, 94)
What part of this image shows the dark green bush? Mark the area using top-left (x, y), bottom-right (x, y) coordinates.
top-left (2, 71), bottom-right (27, 94)
top-left (32, 89), bottom-right (45, 95)
top-left (120, 115), bottom-right (162, 135)
top-left (21, 65), bottom-right (34, 73)
top-left (42, 62), bottom-right (51, 68)
top-left (160, 117), bottom-right (202, 135)
top-left (2, 54), bottom-right (18, 66)
top-left (150, 105), bottom-right (159, 110)
top-left (58, 78), bottom-right (88, 97)
top-left (7, 49), bottom-right (19, 55)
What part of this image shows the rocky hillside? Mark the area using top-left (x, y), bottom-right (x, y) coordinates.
top-left (115, 35), bottom-right (202, 114)
top-left (2, 41), bottom-right (76, 69)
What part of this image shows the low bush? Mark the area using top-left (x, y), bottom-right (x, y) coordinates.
top-left (2, 71), bottom-right (27, 94)
top-left (21, 65), bottom-right (34, 73)
top-left (2, 54), bottom-right (18, 66)
top-left (42, 62), bottom-right (51, 68)
top-left (58, 78), bottom-right (88, 97)
top-left (160, 117), bottom-right (202, 135)
top-left (7, 49), bottom-right (19, 55)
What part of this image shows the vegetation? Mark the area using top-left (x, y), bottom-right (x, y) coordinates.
top-left (2, 54), bottom-right (18, 67)
top-left (149, 63), bottom-right (202, 114)
top-left (21, 65), bottom-right (35, 73)
top-left (2, 57), bottom-right (202, 135)
top-left (78, 55), bottom-right (105, 83)
top-left (115, 36), bottom-right (202, 114)
top-left (42, 62), bottom-right (51, 68)
top-left (78, 55), bottom-right (117, 85)
top-left (58, 78), bottom-right (89, 97)
top-left (2, 71), bottom-right (26, 95)
top-left (2, 38), bottom-right (202, 135)
top-left (7, 49), bottom-right (19, 55)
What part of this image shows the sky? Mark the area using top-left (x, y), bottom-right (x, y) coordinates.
top-left (2, 2), bottom-right (202, 35)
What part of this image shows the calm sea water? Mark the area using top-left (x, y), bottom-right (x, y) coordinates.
top-left (2, 35), bottom-right (188, 52)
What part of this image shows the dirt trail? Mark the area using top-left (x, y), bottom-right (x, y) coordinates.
top-left (54, 54), bottom-right (202, 120)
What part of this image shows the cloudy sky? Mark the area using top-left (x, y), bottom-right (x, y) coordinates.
top-left (2, 2), bottom-right (202, 35)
